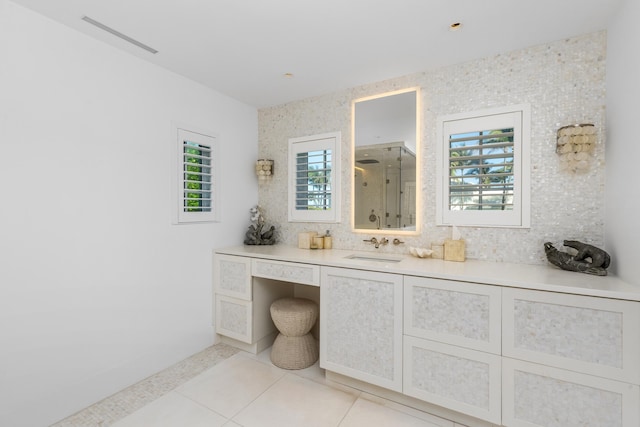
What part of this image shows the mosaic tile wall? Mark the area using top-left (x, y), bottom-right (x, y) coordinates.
top-left (258, 32), bottom-right (606, 265)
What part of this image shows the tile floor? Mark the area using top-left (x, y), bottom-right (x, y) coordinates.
top-left (53, 343), bottom-right (474, 427)
top-left (108, 348), bottom-right (468, 427)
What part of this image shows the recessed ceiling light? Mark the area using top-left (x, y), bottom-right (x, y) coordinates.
top-left (284, 73), bottom-right (294, 78)
top-left (449, 22), bottom-right (463, 31)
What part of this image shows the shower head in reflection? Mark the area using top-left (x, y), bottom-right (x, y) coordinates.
top-left (369, 210), bottom-right (381, 229)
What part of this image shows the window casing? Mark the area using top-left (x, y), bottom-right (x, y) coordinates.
top-left (436, 105), bottom-right (530, 228)
top-left (288, 132), bottom-right (341, 223)
top-left (174, 126), bottom-right (219, 224)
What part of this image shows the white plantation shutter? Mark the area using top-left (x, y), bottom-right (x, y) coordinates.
top-left (295, 149), bottom-right (333, 211)
top-left (437, 106), bottom-right (530, 228)
top-left (288, 132), bottom-right (341, 223)
top-left (175, 128), bottom-right (218, 223)
top-left (448, 128), bottom-right (515, 211)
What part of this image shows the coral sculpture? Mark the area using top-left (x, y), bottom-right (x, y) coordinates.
top-left (244, 205), bottom-right (276, 245)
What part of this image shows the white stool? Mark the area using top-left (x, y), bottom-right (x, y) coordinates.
top-left (270, 298), bottom-right (319, 369)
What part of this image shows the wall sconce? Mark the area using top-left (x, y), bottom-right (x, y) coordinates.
top-left (255, 159), bottom-right (274, 180)
top-left (556, 124), bottom-right (596, 172)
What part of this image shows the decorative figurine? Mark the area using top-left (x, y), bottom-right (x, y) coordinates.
top-left (544, 240), bottom-right (610, 276)
top-left (244, 205), bottom-right (276, 245)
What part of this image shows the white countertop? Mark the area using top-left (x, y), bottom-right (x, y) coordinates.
top-left (216, 245), bottom-right (640, 302)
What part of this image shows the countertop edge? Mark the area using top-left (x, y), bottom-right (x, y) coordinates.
top-left (215, 245), bottom-right (640, 302)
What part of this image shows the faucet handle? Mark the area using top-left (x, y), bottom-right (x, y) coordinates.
top-left (363, 237), bottom-right (378, 244)
top-left (393, 238), bottom-right (405, 245)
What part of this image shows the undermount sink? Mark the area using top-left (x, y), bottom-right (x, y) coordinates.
top-left (345, 254), bottom-right (403, 263)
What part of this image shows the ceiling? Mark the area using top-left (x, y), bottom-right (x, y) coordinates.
top-left (11, 0), bottom-right (622, 108)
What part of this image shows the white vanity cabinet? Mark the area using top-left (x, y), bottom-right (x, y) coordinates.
top-left (403, 277), bottom-right (502, 424)
top-left (320, 267), bottom-right (403, 392)
top-left (213, 254), bottom-right (298, 353)
top-left (502, 288), bottom-right (640, 427)
top-left (215, 246), bottom-right (640, 427)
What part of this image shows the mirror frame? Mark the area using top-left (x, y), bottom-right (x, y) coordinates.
top-left (351, 87), bottom-right (421, 235)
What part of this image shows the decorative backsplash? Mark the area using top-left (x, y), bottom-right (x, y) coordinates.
top-left (257, 31), bottom-right (606, 265)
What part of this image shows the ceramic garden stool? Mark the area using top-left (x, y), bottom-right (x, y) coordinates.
top-left (269, 297), bottom-right (319, 369)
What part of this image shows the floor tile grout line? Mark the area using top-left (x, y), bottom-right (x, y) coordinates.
top-left (228, 370), bottom-right (289, 422)
top-left (335, 391), bottom-right (363, 427)
top-left (242, 352), bottom-right (376, 427)
top-left (172, 389), bottom-right (232, 424)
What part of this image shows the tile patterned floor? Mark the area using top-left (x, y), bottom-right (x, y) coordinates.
top-left (54, 344), bottom-right (471, 427)
top-left (52, 344), bottom-right (239, 427)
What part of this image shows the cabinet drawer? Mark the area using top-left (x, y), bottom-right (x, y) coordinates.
top-left (404, 276), bottom-right (501, 354)
top-left (503, 358), bottom-right (640, 427)
top-left (214, 254), bottom-right (252, 300)
top-left (403, 336), bottom-right (502, 424)
top-left (252, 258), bottom-right (320, 286)
top-left (215, 295), bottom-right (252, 344)
top-left (503, 288), bottom-right (640, 384)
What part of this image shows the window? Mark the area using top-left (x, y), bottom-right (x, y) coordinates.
top-left (436, 105), bottom-right (530, 228)
top-left (174, 126), bottom-right (219, 224)
top-left (288, 132), bottom-right (341, 223)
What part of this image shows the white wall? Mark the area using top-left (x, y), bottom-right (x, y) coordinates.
top-left (605, 0), bottom-right (640, 285)
top-left (0, 2), bottom-right (258, 426)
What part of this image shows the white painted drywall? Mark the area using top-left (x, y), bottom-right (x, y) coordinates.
top-left (605, 0), bottom-right (640, 285)
top-left (0, 2), bottom-right (257, 425)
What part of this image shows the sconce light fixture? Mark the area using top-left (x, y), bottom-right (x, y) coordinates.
top-left (255, 159), bottom-right (274, 180)
top-left (556, 124), bottom-right (596, 172)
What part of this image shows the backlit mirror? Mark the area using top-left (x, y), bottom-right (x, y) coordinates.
top-left (353, 89), bottom-right (419, 232)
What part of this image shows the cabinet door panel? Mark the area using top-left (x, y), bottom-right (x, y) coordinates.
top-left (503, 288), bottom-right (640, 383)
top-left (404, 337), bottom-right (501, 424)
top-left (405, 276), bottom-right (501, 354)
top-left (214, 254), bottom-right (252, 300)
top-left (320, 267), bottom-right (402, 392)
top-left (503, 358), bottom-right (640, 427)
top-left (215, 296), bottom-right (251, 344)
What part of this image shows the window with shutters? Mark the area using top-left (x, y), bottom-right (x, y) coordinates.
top-left (288, 132), bottom-right (341, 223)
top-left (174, 126), bottom-right (219, 224)
top-left (436, 105), bottom-right (530, 228)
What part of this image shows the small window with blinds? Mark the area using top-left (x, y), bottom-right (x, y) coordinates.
top-left (437, 106), bottom-right (530, 228)
top-left (449, 128), bottom-right (514, 211)
top-left (174, 127), bottom-right (218, 224)
top-left (295, 150), bottom-right (332, 211)
top-left (288, 132), bottom-right (341, 223)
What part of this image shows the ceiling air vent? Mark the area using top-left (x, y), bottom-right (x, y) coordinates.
top-left (81, 16), bottom-right (158, 54)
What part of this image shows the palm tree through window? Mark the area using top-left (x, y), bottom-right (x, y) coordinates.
top-left (448, 128), bottom-right (514, 211)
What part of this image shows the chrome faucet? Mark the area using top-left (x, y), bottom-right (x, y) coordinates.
top-left (363, 237), bottom-right (378, 247)
top-left (363, 237), bottom-right (389, 249)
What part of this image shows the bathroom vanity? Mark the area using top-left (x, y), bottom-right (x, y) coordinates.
top-left (213, 245), bottom-right (640, 427)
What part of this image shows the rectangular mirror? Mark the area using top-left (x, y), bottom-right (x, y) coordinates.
top-left (352, 89), bottom-right (420, 232)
